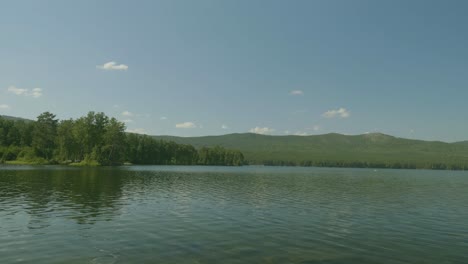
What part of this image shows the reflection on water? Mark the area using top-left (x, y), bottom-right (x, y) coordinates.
top-left (0, 167), bottom-right (124, 226)
top-left (1, 165), bottom-right (467, 263)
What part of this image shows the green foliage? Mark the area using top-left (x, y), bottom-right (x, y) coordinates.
top-left (153, 133), bottom-right (468, 170)
top-left (1, 146), bottom-right (22, 162)
top-left (125, 134), bottom-right (199, 165)
top-left (56, 119), bottom-right (79, 162)
top-left (2, 146), bottom-right (48, 165)
top-left (198, 146), bottom-right (244, 166)
top-left (17, 147), bottom-right (38, 160)
top-left (0, 112), bottom-right (243, 167)
top-left (32, 112), bottom-right (58, 160)
top-left (99, 118), bottom-right (126, 165)
top-left (0, 118), bottom-right (34, 147)
top-left (69, 156), bottom-right (101, 166)
top-left (124, 134), bottom-right (243, 166)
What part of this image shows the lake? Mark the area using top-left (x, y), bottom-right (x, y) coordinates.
top-left (0, 165), bottom-right (467, 263)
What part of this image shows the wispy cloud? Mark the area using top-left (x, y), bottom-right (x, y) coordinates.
top-left (176, 122), bottom-right (196, 128)
top-left (0, 104), bottom-right (10, 109)
top-left (121, 111), bottom-right (133, 117)
top-left (160, 116), bottom-right (167, 120)
top-left (312, 125), bottom-right (321, 131)
top-left (294, 131), bottom-right (309, 136)
top-left (289, 90), bottom-right (303, 95)
top-left (221, 124), bottom-right (228, 129)
top-left (249, 127), bottom-right (275, 135)
top-left (97, 61), bottom-right (128, 71)
top-left (7, 86), bottom-right (42, 98)
top-left (30, 88), bottom-right (42, 98)
top-left (322, 108), bottom-right (350, 119)
top-left (7, 86), bottom-right (27, 96)
top-left (126, 128), bottom-right (147, 134)
top-left (122, 119), bottom-right (133, 123)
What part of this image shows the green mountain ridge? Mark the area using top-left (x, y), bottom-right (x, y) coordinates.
top-left (152, 132), bottom-right (468, 169)
top-left (0, 115), bottom-right (33, 122)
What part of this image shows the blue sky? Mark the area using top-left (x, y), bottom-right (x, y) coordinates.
top-left (1, 0), bottom-right (467, 141)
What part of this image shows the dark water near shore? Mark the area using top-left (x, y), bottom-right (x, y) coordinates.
top-left (0, 165), bottom-right (467, 263)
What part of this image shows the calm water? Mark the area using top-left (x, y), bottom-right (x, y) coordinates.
top-left (0, 166), bottom-right (467, 264)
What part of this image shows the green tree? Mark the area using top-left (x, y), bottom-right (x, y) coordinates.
top-left (32, 112), bottom-right (58, 160)
top-left (56, 119), bottom-right (79, 161)
top-left (100, 118), bottom-right (126, 165)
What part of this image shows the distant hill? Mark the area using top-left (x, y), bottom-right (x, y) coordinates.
top-left (153, 133), bottom-right (468, 169)
top-left (0, 115), bottom-right (33, 122)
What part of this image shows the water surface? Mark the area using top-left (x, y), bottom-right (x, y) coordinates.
top-left (1, 165), bottom-right (467, 263)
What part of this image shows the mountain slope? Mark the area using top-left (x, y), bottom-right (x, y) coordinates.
top-left (153, 133), bottom-right (468, 168)
top-left (0, 115), bottom-right (33, 122)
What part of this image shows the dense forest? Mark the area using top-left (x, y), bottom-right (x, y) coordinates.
top-left (155, 133), bottom-right (468, 170)
top-left (0, 112), bottom-right (244, 166)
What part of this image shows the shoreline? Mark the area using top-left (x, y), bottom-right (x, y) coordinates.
top-left (2, 161), bottom-right (467, 171)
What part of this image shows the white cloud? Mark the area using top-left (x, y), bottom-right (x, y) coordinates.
top-left (126, 128), bottom-right (147, 134)
top-left (97, 61), bottom-right (129, 71)
top-left (312, 125), bottom-right (321, 131)
top-left (322, 108), bottom-right (350, 118)
top-left (294, 131), bottom-right (309, 136)
top-left (122, 111), bottom-right (133, 117)
top-left (7, 86), bottom-right (42, 98)
top-left (31, 88), bottom-right (42, 98)
top-left (8, 86), bottom-right (27, 96)
top-left (122, 119), bottom-right (133, 123)
top-left (0, 104), bottom-right (10, 109)
top-left (160, 116), bottom-right (167, 120)
top-left (249, 127), bottom-right (275, 135)
top-left (221, 124), bottom-right (228, 129)
top-left (176, 122), bottom-right (196, 128)
top-left (289, 90), bottom-right (303, 95)
top-left (284, 130), bottom-right (290, 135)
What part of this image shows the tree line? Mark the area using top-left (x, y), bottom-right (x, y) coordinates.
top-left (259, 159), bottom-right (468, 170)
top-left (0, 112), bottom-right (244, 166)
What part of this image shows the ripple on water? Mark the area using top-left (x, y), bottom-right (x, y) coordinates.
top-left (1, 166), bottom-right (468, 263)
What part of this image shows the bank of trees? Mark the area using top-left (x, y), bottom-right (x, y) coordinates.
top-left (259, 159), bottom-right (468, 170)
top-left (0, 112), bottom-right (244, 166)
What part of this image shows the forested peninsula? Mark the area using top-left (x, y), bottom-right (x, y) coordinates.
top-left (0, 112), bottom-right (244, 166)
